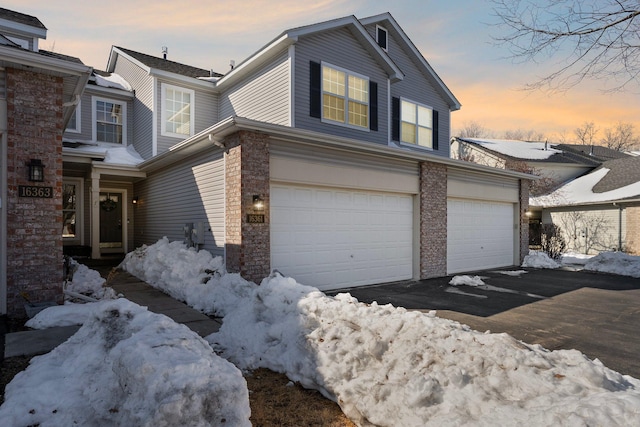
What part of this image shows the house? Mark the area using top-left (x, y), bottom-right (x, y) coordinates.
top-left (0, 8), bottom-right (92, 316)
top-left (531, 156), bottom-right (640, 255)
top-left (3, 10), bottom-right (535, 316)
top-left (450, 136), bottom-right (639, 254)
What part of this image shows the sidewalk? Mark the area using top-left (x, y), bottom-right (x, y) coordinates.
top-left (4, 268), bottom-right (222, 359)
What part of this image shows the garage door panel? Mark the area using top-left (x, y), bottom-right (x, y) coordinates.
top-left (271, 184), bottom-right (414, 290)
top-left (447, 198), bottom-right (515, 274)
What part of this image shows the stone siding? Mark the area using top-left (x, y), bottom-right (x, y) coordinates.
top-left (519, 179), bottom-right (530, 264)
top-left (419, 162), bottom-right (447, 278)
top-left (626, 206), bottom-right (640, 255)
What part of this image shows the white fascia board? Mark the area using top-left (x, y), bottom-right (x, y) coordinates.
top-left (215, 34), bottom-right (295, 90)
top-left (360, 13), bottom-right (461, 111)
top-left (107, 47), bottom-right (150, 74)
top-left (0, 19), bottom-right (47, 39)
top-left (91, 163), bottom-right (146, 179)
top-left (0, 45), bottom-right (91, 76)
top-left (63, 147), bottom-right (106, 162)
top-left (85, 84), bottom-right (135, 98)
top-left (148, 68), bottom-right (216, 91)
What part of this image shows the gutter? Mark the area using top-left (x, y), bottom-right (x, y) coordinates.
top-left (141, 116), bottom-right (538, 181)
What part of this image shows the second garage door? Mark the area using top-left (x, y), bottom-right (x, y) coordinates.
top-left (447, 198), bottom-right (515, 274)
top-left (271, 185), bottom-right (414, 291)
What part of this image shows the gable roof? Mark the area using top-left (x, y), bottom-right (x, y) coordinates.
top-left (592, 156), bottom-right (640, 194)
top-left (109, 46), bottom-right (221, 79)
top-left (555, 144), bottom-right (631, 163)
top-left (360, 13), bottom-right (461, 111)
top-left (0, 7), bottom-right (46, 30)
top-left (453, 137), bottom-right (600, 165)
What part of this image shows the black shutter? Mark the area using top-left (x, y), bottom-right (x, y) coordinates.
top-left (369, 81), bottom-right (378, 131)
top-left (391, 97), bottom-right (400, 141)
top-left (432, 109), bottom-right (439, 150)
top-left (310, 61), bottom-right (321, 118)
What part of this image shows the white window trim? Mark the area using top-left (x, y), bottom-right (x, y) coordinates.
top-left (399, 97), bottom-right (434, 151)
top-left (376, 25), bottom-right (388, 52)
top-left (66, 100), bottom-right (81, 133)
top-left (91, 96), bottom-right (127, 145)
top-left (160, 83), bottom-right (195, 138)
top-left (320, 62), bottom-right (370, 132)
top-left (62, 177), bottom-right (84, 244)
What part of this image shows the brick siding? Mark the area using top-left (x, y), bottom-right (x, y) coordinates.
top-left (626, 206), bottom-right (640, 255)
top-left (5, 68), bottom-right (64, 316)
top-left (224, 131), bottom-right (271, 283)
top-left (419, 162), bottom-right (447, 278)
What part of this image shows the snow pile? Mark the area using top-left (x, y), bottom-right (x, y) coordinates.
top-left (561, 252), bottom-right (594, 265)
top-left (94, 72), bottom-right (132, 91)
top-left (0, 299), bottom-right (250, 427)
top-left (210, 275), bottom-right (640, 426)
top-left (103, 144), bottom-right (144, 165)
top-left (26, 302), bottom-right (99, 329)
top-left (496, 270), bottom-right (528, 276)
top-left (449, 275), bottom-right (486, 286)
top-left (119, 237), bottom-right (255, 316)
top-left (522, 250), bottom-right (561, 268)
top-left (584, 252), bottom-right (640, 278)
top-left (464, 138), bottom-right (562, 160)
top-left (65, 258), bottom-right (117, 300)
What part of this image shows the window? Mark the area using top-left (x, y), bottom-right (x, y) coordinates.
top-left (322, 64), bottom-right (369, 129)
top-left (376, 25), bottom-right (388, 51)
top-left (62, 179), bottom-right (83, 242)
top-left (93, 97), bottom-right (126, 144)
top-left (401, 99), bottom-right (434, 148)
top-left (161, 83), bottom-right (194, 137)
top-left (66, 101), bottom-right (81, 133)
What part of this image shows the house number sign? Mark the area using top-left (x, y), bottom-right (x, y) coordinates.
top-left (18, 185), bottom-right (53, 198)
top-left (247, 214), bottom-right (265, 224)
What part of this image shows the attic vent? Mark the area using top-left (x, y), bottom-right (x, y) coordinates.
top-left (230, 60), bottom-right (235, 70)
top-left (376, 25), bottom-right (388, 51)
top-left (162, 46), bottom-right (168, 60)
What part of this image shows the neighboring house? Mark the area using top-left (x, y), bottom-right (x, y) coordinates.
top-left (451, 136), bottom-right (638, 254)
top-left (3, 9), bottom-right (535, 315)
top-left (0, 8), bottom-right (92, 315)
top-left (531, 156), bottom-right (640, 255)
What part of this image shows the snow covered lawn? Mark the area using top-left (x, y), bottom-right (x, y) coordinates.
top-left (3, 240), bottom-right (640, 426)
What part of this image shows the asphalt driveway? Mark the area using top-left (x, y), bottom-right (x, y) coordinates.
top-left (328, 267), bottom-right (640, 379)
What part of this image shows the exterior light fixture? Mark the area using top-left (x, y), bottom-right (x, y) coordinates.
top-left (132, 196), bottom-right (139, 204)
top-left (525, 210), bottom-right (532, 217)
top-left (27, 159), bottom-right (45, 182)
top-left (253, 195), bottom-right (264, 210)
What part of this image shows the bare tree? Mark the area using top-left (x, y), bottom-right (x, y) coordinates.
top-left (553, 210), bottom-right (616, 254)
top-left (491, 0), bottom-right (640, 92)
top-left (503, 128), bottom-right (546, 141)
top-left (456, 121), bottom-right (491, 138)
top-left (601, 121), bottom-right (640, 151)
top-left (505, 160), bottom-right (558, 196)
top-left (574, 121), bottom-right (599, 145)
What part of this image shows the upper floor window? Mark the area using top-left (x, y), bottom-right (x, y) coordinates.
top-left (93, 96), bottom-right (126, 144)
top-left (322, 63), bottom-right (369, 129)
top-left (161, 83), bottom-right (194, 138)
top-left (66, 101), bottom-right (81, 133)
top-left (401, 99), bottom-right (433, 149)
top-left (376, 25), bottom-right (388, 51)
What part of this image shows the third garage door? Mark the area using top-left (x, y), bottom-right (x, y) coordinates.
top-left (271, 185), bottom-right (414, 291)
top-left (447, 198), bottom-right (515, 274)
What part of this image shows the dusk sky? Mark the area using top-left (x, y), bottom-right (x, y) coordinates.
top-left (8, 0), bottom-right (640, 142)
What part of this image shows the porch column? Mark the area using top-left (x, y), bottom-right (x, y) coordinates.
top-left (91, 170), bottom-right (101, 259)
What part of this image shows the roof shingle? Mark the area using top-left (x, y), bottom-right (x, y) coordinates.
top-left (114, 46), bottom-right (223, 79)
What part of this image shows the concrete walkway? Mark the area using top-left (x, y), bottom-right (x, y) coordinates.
top-left (3, 268), bottom-right (222, 359)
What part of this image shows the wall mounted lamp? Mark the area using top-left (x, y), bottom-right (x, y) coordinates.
top-left (27, 159), bottom-right (45, 182)
top-left (525, 210), bottom-right (532, 217)
top-left (253, 195), bottom-right (265, 210)
top-left (132, 196), bottom-right (139, 204)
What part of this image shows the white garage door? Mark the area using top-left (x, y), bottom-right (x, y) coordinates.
top-left (447, 198), bottom-right (515, 274)
top-left (271, 185), bottom-right (414, 291)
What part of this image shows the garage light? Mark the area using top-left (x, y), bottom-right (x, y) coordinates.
top-left (27, 159), bottom-right (45, 182)
top-left (253, 195), bottom-right (265, 210)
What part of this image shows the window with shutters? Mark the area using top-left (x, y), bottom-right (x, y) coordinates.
top-left (400, 98), bottom-right (434, 149)
top-left (321, 63), bottom-right (369, 130)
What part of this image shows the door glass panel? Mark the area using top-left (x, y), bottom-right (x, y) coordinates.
top-left (99, 192), bottom-right (123, 249)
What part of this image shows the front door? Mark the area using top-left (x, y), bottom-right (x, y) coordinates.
top-left (99, 191), bottom-right (123, 253)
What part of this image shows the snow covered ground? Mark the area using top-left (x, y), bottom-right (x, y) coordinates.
top-left (3, 240), bottom-right (640, 426)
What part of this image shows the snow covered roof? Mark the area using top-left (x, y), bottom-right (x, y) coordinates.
top-left (63, 141), bottom-right (144, 166)
top-left (531, 156), bottom-right (640, 207)
top-left (455, 137), bottom-right (606, 165)
top-left (91, 70), bottom-right (132, 91)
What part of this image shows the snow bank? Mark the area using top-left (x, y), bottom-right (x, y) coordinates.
top-left (210, 274), bottom-right (640, 426)
top-left (522, 250), bottom-right (561, 268)
top-left (0, 299), bottom-right (250, 427)
top-left (449, 275), bottom-right (486, 286)
top-left (119, 237), bottom-right (255, 316)
top-left (584, 252), bottom-right (640, 278)
top-left (26, 302), bottom-right (100, 329)
top-left (65, 258), bottom-right (117, 300)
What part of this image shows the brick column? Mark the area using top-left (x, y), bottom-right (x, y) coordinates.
top-left (519, 179), bottom-right (530, 263)
top-left (224, 131), bottom-right (270, 283)
top-left (419, 162), bottom-right (447, 278)
top-left (626, 206), bottom-right (640, 255)
top-left (5, 68), bottom-right (64, 316)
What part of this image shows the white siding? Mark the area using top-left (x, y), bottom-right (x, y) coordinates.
top-left (134, 150), bottom-right (225, 256)
top-left (219, 51), bottom-right (290, 125)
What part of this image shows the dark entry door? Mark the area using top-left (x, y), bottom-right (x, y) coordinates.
top-left (99, 191), bottom-right (123, 251)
